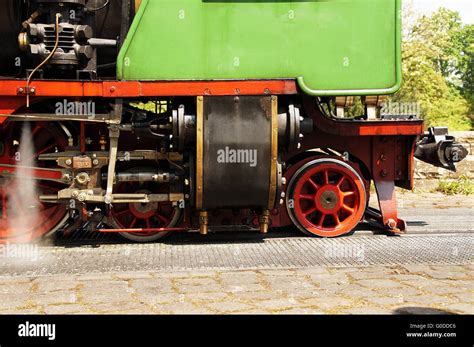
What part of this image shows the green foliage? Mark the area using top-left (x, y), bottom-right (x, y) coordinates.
top-left (345, 97), bottom-right (365, 118)
top-left (434, 175), bottom-right (474, 195)
top-left (391, 7), bottom-right (473, 131)
top-left (459, 24), bottom-right (474, 112)
top-left (130, 101), bottom-right (167, 114)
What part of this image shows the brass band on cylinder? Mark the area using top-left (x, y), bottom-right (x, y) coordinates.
top-left (268, 96), bottom-right (278, 209)
top-left (196, 96), bottom-right (204, 210)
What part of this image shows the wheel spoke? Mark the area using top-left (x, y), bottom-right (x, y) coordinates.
top-left (299, 194), bottom-right (314, 201)
top-left (304, 207), bottom-right (317, 217)
top-left (155, 212), bottom-right (169, 224)
top-left (336, 175), bottom-right (346, 187)
top-left (29, 143), bottom-right (56, 160)
top-left (129, 217), bottom-right (137, 228)
top-left (146, 219), bottom-right (151, 229)
top-left (332, 214), bottom-right (341, 226)
top-left (323, 170), bottom-right (329, 185)
top-left (343, 191), bottom-right (355, 197)
top-left (342, 204), bottom-right (355, 214)
top-left (307, 178), bottom-right (319, 190)
top-left (316, 213), bottom-right (326, 227)
top-left (31, 124), bottom-right (41, 137)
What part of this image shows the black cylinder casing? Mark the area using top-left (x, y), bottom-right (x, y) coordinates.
top-left (201, 96), bottom-right (276, 209)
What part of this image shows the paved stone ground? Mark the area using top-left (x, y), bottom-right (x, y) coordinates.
top-left (0, 264), bottom-right (472, 314)
top-left (0, 192), bottom-right (472, 314)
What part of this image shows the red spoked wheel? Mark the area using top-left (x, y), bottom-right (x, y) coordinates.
top-left (110, 175), bottom-right (182, 242)
top-left (0, 122), bottom-right (69, 243)
top-left (287, 158), bottom-right (366, 237)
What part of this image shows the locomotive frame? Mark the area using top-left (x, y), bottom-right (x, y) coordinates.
top-left (0, 0), bottom-right (467, 243)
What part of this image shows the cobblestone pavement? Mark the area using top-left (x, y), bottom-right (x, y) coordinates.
top-left (0, 192), bottom-right (472, 314)
top-left (0, 264), bottom-right (472, 314)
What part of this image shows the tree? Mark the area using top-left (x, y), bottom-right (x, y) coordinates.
top-left (391, 6), bottom-right (473, 130)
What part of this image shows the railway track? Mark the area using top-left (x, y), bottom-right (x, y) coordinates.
top-left (0, 207), bottom-right (471, 277)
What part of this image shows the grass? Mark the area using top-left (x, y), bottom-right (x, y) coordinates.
top-left (433, 175), bottom-right (474, 196)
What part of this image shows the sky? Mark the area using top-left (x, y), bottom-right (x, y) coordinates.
top-left (411, 0), bottom-right (473, 23)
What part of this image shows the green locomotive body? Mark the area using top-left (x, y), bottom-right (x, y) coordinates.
top-left (118, 0), bottom-right (401, 96)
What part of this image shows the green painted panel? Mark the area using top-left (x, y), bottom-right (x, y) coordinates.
top-left (117, 0), bottom-right (401, 96)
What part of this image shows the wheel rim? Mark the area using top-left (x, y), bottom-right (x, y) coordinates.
top-left (288, 159), bottom-right (366, 237)
top-left (110, 181), bottom-right (181, 242)
top-left (0, 122), bottom-right (68, 243)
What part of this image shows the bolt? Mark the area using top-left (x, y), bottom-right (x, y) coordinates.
top-left (92, 159), bottom-right (99, 166)
top-left (297, 143), bottom-right (302, 149)
top-left (77, 193), bottom-right (87, 202)
top-left (281, 177), bottom-right (287, 185)
top-left (281, 192), bottom-right (286, 198)
top-left (300, 117), bottom-right (304, 122)
top-left (279, 198), bottom-right (284, 205)
top-left (28, 44), bottom-right (40, 56)
top-left (72, 191), bottom-right (79, 198)
top-left (65, 159), bottom-right (72, 166)
top-left (104, 194), bottom-right (113, 205)
top-left (380, 154), bottom-right (386, 161)
top-left (299, 134), bottom-right (304, 139)
top-left (27, 24), bottom-right (39, 37)
top-left (387, 219), bottom-right (397, 229)
top-left (109, 86), bottom-right (116, 93)
top-left (380, 169), bottom-right (388, 177)
top-left (76, 45), bottom-right (93, 60)
top-left (18, 87), bottom-right (24, 94)
top-left (75, 25), bottom-right (93, 40)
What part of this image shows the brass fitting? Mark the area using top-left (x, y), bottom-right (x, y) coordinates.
top-left (199, 211), bottom-right (209, 235)
top-left (259, 209), bottom-right (270, 234)
top-left (18, 32), bottom-right (30, 52)
top-left (99, 134), bottom-right (107, 151)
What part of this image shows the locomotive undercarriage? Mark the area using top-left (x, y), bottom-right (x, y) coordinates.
top-left (0, 93), bottom-right (467, 243)
top-left (0, 0), bottom-right (468, 243)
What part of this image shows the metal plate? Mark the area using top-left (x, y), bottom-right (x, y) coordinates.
top-left (201, 96), bottom-right (273, 209)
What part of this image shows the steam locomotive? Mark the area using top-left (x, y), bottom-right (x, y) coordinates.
top-left (0, 0), bottom-right (467, 243)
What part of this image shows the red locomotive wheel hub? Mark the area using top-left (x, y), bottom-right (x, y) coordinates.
top-left (289, 159), bottom-right (366, 237)
top-left (0, 122), bottom-right (68, 243)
